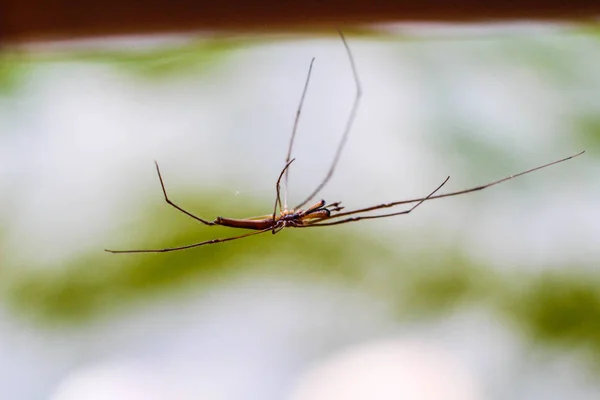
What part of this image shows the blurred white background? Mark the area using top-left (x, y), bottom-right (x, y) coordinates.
top-left (0, 24), bottom-right (598, 399)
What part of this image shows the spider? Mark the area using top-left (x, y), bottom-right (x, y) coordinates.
top-left (105, 30), bottom-right (584, 253)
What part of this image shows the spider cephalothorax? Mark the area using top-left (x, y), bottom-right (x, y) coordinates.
top-left (278, 200), bottom-right (344, 228)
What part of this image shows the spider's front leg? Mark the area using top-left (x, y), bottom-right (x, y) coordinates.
top-left (301, 177), bottom-right (450, 227)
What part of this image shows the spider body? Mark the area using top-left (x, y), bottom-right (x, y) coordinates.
top-left (215, 200), bottom-right (342, 231)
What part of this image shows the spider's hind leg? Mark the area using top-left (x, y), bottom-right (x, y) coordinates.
top-left (154, 161), bottom-right (216, 226)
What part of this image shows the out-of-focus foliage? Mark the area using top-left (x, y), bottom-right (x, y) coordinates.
top-left (506, 271), bottom-right (600, 355)
top-left (4, 192), bottom-right (370, 323)
top-left (0, 52), bottom-right (27, 94)
top-left (0, 36), bottom-right (250, 94)
top-left (61, 38), bottom-right (249, 78)
top-left (0, 31), bottom-right (382, 90)
top-left (4, 189), bottom-right (600, 368)
top-left (576, 115), bottom-right (600, 155)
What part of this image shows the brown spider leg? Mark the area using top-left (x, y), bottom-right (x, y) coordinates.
top-left (316, 151), bottom-right (585, 221)
top-left (272, 158), bottom-right (296, 234)
top-left (294, 29), bottom-right (363, 210)
top-left (272, 224), bottom-right (286, 234)
top-left (284, 57), bottom-right (316, 210)
top-left (105, 227), bottom-right (273, 253)
top-left (298, 176), bottom-right (450, 227)
top-left (324, 201), bottom-right (344, 212)
top-left (154, 161), bottom-right (216, 226)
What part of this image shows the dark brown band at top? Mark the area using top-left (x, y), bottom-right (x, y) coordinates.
top-left (1, 0), bottom-right (599, 43)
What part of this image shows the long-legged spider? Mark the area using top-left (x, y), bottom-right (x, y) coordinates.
top-left (105, 30), bottom-right (584, 253)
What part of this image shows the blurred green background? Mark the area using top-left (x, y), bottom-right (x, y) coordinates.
top-left (0, 25), bottom-right (598, 399)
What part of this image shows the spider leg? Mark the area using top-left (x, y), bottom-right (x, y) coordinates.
top-left (105, 227), bottom-right (273, 253)
top-left (154, 161), bottom-right (216, 226)
top-left (316, 151), bottom-right (585, 220)
top-left (272, 224), bottom-right (286, 234)
top-left (299, 176), bottom-right (450, 227)
top-left (324, 201), bottom-right (344, 212)
top-left (272, 159), bottom-right (296, 234)
top-left (294, 29), bottom-right (363, 210)
top-left (284, 57), bottom-right (316, 210)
